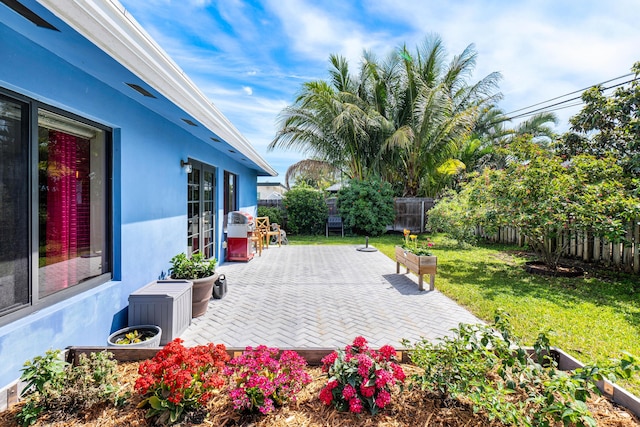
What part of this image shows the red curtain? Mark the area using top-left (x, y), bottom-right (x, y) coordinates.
top-left (46, 131), bottom-right (78, 286)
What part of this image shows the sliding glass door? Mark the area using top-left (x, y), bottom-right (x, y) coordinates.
top-left (0, 96), bottom-right (30, 314)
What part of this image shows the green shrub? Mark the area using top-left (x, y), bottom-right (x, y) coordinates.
top-left (427, 188), bottom-right (477, 246)
top-left (257, 206), bottom-right (284, 227)
top-left (17, 350), bottom-right (123, 426)
top-left (337, 179), bottom-right (394, 236)
top-left (404, 313), bottom-right (640, 427)
top-left (283, 184), bottom-right (328, 235)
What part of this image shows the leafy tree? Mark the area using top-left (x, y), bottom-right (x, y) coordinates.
top-left (427, 188), bottom-right (478, 246)
top-left (372, 36), bottom-right (501, 197)
top-left (563, 61), bottom-right (640, 174)
top-left (465, 137), bottom-right (638, 269)
top-left (461, 107), bottom-right (559, 175)
top-left (283, 184), bottom-right (328, 235)
top-left (337, 179), bottom-right (395, 236)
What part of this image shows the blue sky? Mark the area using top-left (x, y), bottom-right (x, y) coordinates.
top-left (118, 0), bottom-right (640, 184)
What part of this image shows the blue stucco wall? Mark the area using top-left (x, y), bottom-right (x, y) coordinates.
top-left (0, 22), bottom-right (257, 390)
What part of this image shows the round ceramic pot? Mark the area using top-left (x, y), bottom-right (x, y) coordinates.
top-left (107, 325), bottom-right (162, 348)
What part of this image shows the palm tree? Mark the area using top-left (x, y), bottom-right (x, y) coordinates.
top-left (283, 159), bottom-right (340, 190)
top-left (380, 36), bottom-right (502, 196)
top-left (270, 55), bottom-right (390, 180)
top-left (270, 35), bottom-right (504, 197)
top-left (456, 104), bottom-right (560, 174)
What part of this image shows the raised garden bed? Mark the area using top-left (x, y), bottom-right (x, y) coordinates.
top-left (395, 246), bottom-right (437, 291)
top-left (2, 346), bottom-right (638, 426)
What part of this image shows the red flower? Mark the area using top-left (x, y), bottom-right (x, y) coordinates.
top-left (342, 384), bottom-right (356, 400)
top-left (375, 390), bottom-right (391, 408)
top-left (135, 338), bottom-right (229, 423)
top-left (391, 363), bottom-right (406, 382)
top-left (320, 337), bottom-right (404, 415)
top-left (352, 336), bottom-right (368, 350)
top-left (360, 383), bottom-right (375, 397)
top-left (319, 386), bottom-right (334, 405)
top-left (378, 345), bottom-right (397, 361)
top-left (321, 351), bottom-right (338, 370)
top-left (349, 397), bottom-right (363, 413)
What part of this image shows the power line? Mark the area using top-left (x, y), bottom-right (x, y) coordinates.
top-left (504, 72), bottom-right (634, 116)
top-left (504, 77), bottom-right (638, 122)
top-left (506, 102), bottom-right (584, 122)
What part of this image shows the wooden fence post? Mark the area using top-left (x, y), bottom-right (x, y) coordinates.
top-left (613, 240), bottom-right (622, 266)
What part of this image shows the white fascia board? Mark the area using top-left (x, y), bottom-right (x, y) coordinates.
top-left (36, 0), bottom-right (277, 176)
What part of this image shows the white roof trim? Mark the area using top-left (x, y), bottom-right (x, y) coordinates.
top-left (37, 0), bottom-right (277, 176)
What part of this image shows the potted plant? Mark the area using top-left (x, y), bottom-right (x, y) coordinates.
top-left (107, 325), bottom-right (162, 348)
top-left (395, 229), bottom-right (437, 291)
top-left (169, 253), bottom-right (218, 317)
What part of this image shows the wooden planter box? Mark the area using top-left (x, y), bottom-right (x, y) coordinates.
top-left (395, 246), bottom-right (437, 291)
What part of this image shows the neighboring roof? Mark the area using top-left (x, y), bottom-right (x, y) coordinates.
top-left (326, 183), bottom-right (343, 192)
top-left (7, 0), bottom-right (276, 176)
top-left (257, 182), bottom-right (287, 189)
top-left (264, 192), bottom-right (284, 200)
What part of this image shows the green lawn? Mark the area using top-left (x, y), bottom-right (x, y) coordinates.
top-left (287, 233), bottom-right (640, 394)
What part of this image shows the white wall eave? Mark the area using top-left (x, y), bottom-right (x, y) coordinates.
top-left (37, 0), bottom-right (277, 177)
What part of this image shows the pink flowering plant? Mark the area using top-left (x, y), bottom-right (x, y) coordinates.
top-left (224, 345), bottom-right (312, 414)
top-left (319, 336), bottom-right (406, 415)
top-left (135, 338), bottom-right (229, 424)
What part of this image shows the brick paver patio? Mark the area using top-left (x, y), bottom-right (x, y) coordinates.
top-left (180, 245), bottom-right (481, 349)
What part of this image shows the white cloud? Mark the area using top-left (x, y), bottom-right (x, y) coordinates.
top-left (120, 0), bottom-right (640, 181)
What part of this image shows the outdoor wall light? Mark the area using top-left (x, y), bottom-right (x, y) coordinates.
top-left (180, 159), bottom-right (192, 173)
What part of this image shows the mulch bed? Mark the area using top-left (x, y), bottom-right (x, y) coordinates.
top-left (1, 363), bottom-right (639, 426)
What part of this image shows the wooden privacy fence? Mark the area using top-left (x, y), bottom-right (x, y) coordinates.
top-left (476, 222), bottom-right (640, 274)
top-left (390, 198), bottom-right (435, 233)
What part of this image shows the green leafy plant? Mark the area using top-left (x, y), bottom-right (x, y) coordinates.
top-left (337, 179), bottom-right (395, 236)
top-left (404, 312), bottom-right (640, 427)
top-left (135, 338), bottom-right (229, 424)
top-left (19, 349), bottom-right (68, 399)
top-left (51, 351), bottom-right (123, 413)
top-left (401, 229), bottom-right (434, 255)
top-left (17, 350), bottom-right (123, 426)
top-left (169, 252), bottom-right (216, 279)
top-left (257, 206), bottom-right (284, 227)
top-left (465, 137), bottom-right (638, 270)
top-left (115, 329), bottom-right (155, 345)
top-left (426, 188), bottom-right (478, 246)
top-left (283, 184), bottom-right (328, 235)
top-left (17, 349), bottom-right (68, 426)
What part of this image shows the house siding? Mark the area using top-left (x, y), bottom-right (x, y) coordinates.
top-left (0, 13), bottom-right (260, 392)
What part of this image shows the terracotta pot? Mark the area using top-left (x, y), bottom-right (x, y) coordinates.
top-left (190, 273), bottom-right (218, 317)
